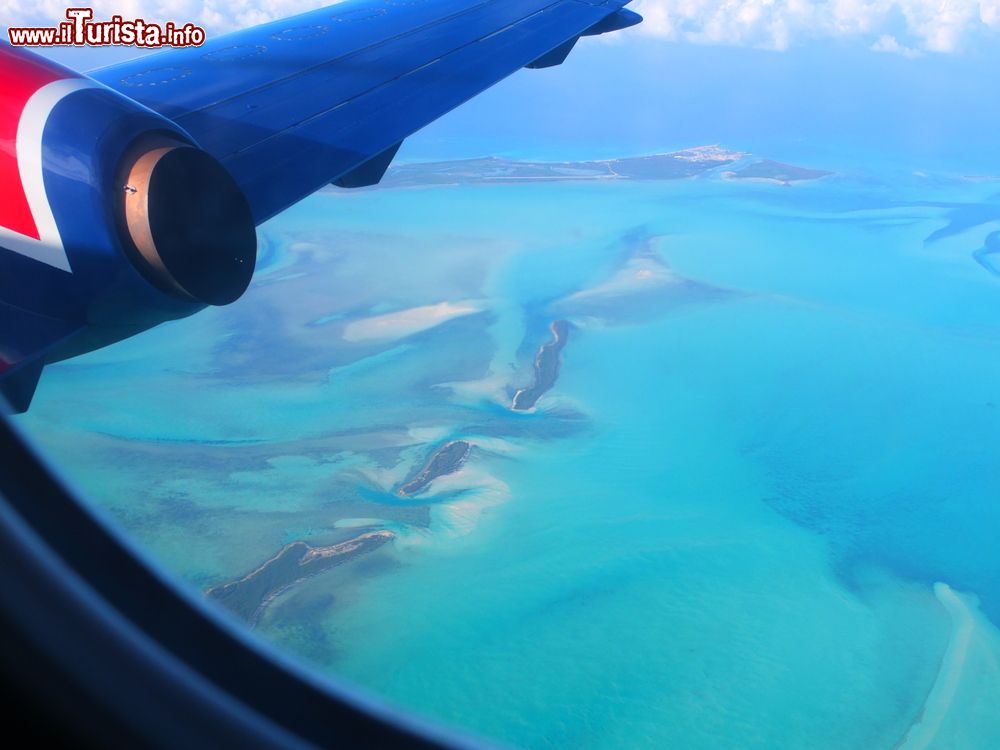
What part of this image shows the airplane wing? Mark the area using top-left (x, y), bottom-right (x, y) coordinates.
top-left (0, 303), bottom-right (81, 412)
top-left (0, 0), bottom-right (639, 413)
top-left (91, 0), bottom-right (641, 224)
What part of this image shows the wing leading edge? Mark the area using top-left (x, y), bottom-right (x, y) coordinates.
top-left (92, 0), bottom-right (641, 224)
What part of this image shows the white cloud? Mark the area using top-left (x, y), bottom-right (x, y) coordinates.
top-left (1, 0), bottom-right (997, 54)
top-left (983, 0), bottom-right (1000, 26)
top-left (871, 33), bottom-right (922, 57)
top-left (631, 0), bottom-right (1000, 53)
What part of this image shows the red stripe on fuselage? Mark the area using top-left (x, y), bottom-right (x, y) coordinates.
top-left (0, 47), bottom-right (65, 241)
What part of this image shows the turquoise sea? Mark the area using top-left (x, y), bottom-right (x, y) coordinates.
top-left (20, 159), bottom-right (1000, 748)
top-left (15, 25), bottom-right (1000, 750)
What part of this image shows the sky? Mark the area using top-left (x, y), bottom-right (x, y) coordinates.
top-left (5, 0), bottom-right (1000, 173)
top-left (4, 0), bottom-right (1000, 56)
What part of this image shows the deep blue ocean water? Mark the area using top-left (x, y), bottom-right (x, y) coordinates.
top-left (21, 35), bottom-right (1000, 749)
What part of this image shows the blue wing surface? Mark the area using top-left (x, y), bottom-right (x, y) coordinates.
top-left (0, 302), bottom-right (81, 411)
top-left (91, 0), bottom-right (640, 223)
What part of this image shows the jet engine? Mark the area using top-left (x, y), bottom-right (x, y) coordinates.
top-left (0, 47), bottom-right (256, 364)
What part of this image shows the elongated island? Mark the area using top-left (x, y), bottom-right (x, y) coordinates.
top-left (396, 440), bottom-right (472, 497)
top-left (512, 320), bottom-right (571, 411)
top-left (206, 530), bottom-right (394, 625)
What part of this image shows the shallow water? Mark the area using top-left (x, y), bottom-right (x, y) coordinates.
top-left (21, 167), bottom-right (1000, 748)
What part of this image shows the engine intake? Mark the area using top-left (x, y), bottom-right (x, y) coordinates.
top-left (121, 141), bottom-right (256, 306)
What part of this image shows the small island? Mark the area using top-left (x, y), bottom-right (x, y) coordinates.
top-left (724, 159), bottom-right (832, 185)
top-left (512, 320), bottom-right (571, 411)
top-left (205, 530), bottom-right (394, 625)
top-left (396, 440), bottom-right (472, 497)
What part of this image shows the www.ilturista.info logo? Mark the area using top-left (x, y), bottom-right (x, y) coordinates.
top-left (8, 8), bottom-right (206, 47)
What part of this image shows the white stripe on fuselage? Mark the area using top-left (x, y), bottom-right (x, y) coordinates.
top-left (0, 78), bottom-right (96, 273)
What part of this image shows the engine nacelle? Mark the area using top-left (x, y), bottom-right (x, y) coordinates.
top-left (0, 47), bottom-right (256, 362)
top-left (119, 138), bottom-right (256, 306)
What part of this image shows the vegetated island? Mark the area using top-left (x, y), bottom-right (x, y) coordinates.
top-left (723, 159), bottom-right (832, 185)
top-left (396, 440), bottom-right (472, 497)
top-left (512, 320), bottom-right (571, 411)
top-left (205, 530), bottom-right (394, 625)
top-left (376, 146), bottom-right (749, 187)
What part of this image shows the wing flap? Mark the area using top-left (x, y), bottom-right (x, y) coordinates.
top-left (333, 141), bottom-right (402, 188)
top-left (582, 8), bottom-right (642, 35)
top-left (525, 36), bottom-right (579, 68)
